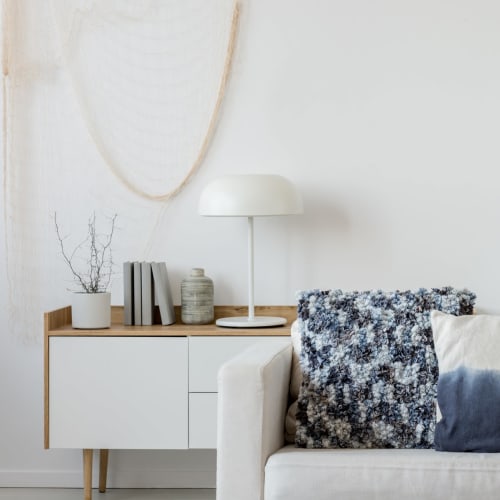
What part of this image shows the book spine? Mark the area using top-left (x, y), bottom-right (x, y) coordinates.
top-left (123, 262), bottom-right (134, 325)
top-left (151, 261), bottom-right (176, 326)
top-left (161, 263), bottom-right (176, 325)
top-left (141, 262), bottom-right (153, 326)
top-left (133, 262), bottom-right (142, 326)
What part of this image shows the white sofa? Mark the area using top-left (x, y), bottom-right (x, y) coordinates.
top-left (216, 342), bottom-right (500, 500)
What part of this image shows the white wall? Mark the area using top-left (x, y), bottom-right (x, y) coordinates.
top-left (2, 0), bottom-right (500, 488)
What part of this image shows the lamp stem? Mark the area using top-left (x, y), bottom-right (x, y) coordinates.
top-left (247, 216), bottom-right (255, 321)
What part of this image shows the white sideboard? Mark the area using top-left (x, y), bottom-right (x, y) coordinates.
top-left (44, 305), bottom-right (294, 500)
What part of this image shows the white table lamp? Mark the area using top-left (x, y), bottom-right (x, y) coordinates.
top-left (199, 174), bottom-right (303, 327)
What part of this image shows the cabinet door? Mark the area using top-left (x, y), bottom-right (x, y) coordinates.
top-left (189, 393), bottom-right (218, 449)
top-left (49, 337), bottom-right (188, 449)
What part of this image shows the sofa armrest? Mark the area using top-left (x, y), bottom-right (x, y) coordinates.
top-left (216, 341), bottom-right (293, 500)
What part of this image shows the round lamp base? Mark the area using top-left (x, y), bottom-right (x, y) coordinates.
top-left (216, 316), bottom-right (286, 328)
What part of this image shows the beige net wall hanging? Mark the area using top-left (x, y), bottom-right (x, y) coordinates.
top-left (2, 0), bottom-right (239, 340)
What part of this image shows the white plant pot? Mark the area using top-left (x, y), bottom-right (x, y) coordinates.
top-left (71, 292), bottom-right (111, 329)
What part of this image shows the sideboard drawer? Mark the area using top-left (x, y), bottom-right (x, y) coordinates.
top-left (189, 336), bottom-right (290, 392)
top-left (189, 393), bottom-right (218, 449)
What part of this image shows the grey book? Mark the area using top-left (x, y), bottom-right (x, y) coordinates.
top-left (123, 261), bottom-right (134, 325)
top-left (133, 261), bottom-right (142, 326)
top-left (151, 262), bottom-right (175, 325)
top-left (141, 262), bottom-right (154, 326)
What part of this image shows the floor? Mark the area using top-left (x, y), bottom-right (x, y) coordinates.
top-left (0, 489), bottom-right (215, 500)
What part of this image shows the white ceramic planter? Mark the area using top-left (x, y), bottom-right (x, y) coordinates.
top-left (71, 292), bottom-right (111, 329)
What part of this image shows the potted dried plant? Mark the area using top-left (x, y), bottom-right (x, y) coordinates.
top-left (55, 212), bottom-right (117, 329)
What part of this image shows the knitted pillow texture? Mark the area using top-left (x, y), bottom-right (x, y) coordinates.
top-left (295, 287), bottom-right (476, 449)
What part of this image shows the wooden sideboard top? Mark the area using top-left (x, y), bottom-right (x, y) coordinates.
top-left (44, 305), bottom-right (295, 337)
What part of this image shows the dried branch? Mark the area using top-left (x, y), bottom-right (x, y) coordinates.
top-left (54, 212), bottom-right (117, 293)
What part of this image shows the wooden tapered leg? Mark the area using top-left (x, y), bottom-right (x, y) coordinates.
top-left (83, 449), bottom-right (93, 500)
top-left (99, 449), bottom-right (109, 493)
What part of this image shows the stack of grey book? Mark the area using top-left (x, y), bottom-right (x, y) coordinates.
top-left (123, 261), bottom-right (175, 326)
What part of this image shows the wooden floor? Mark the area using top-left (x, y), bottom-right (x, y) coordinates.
top-left (0, 489), bottom-right (215, 500)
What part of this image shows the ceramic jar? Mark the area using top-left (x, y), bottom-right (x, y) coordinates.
top-left (181, 268), bottom-right (214, 325)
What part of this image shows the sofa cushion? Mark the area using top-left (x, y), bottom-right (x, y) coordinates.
top-left (431, 311), bottom-right (500, 452)
top-left (295, 287), bottom-right (475, 449)
top-left (265, 445), bottom-right (500, 500)
top-left (285, 320), bottom-right (302, 442)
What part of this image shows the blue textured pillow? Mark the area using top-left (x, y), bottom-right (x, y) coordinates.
top-left (295, 287), bottom-right (476, 449)
top-left (431, 311), bottom-right (500, 452)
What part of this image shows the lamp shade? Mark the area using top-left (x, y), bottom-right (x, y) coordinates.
top-left (198, 174), bottom-right (303, 217)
